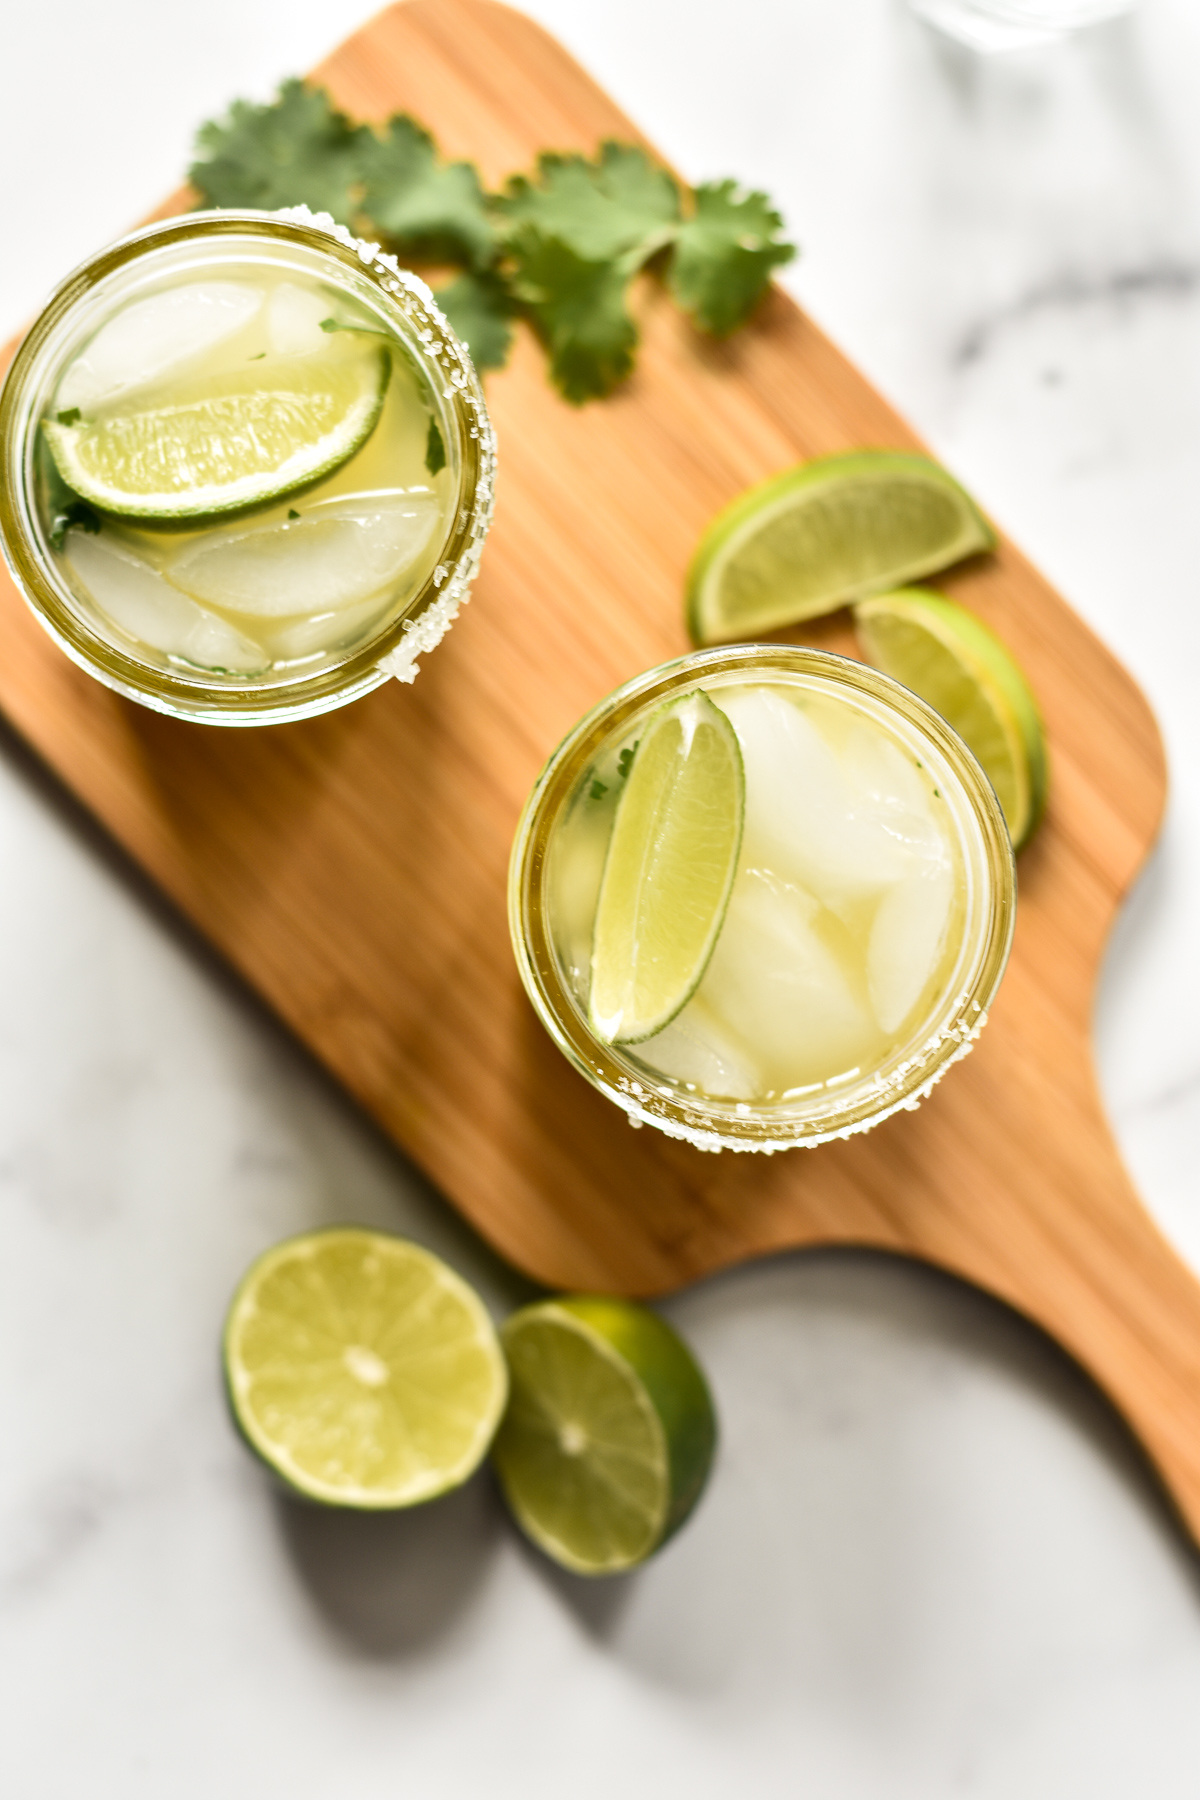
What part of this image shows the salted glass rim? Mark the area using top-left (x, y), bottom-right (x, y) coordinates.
top-left (508, 644), bottom-right (1017, 1153)
top-left (0, 207), bottom-right (495, 726)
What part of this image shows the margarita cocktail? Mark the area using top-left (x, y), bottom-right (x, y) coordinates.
top-left (0, 208), bottom-right (494, 724)
top-left (510, 646), bottom-right (1015, 1151)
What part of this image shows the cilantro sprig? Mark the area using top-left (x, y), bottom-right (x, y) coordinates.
top-left (191, 80), bottom-right (370, 225)
top-left (188, 81), bottom-right (796, 404)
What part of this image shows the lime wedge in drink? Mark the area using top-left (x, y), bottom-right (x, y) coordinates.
top-left (686, 449), bottom-right (995, 645)
top-left (492, 1297), bottom-right (717, 1575)
top-left (855, 587), bottom-right (1047, 850)
top-left (589, 689), bottom-right (744, 1045)
top-left (223, 1227), bottom-right (507, 1509)
top-left (42, 340), bottom-right (390, 521)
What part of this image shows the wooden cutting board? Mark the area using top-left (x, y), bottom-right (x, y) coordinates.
top-left (3, 0), bottom-right (1197, 1537)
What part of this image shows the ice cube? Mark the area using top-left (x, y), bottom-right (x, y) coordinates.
top-left (868, 861), bottom-right (955, 1035)
top-left (697, 867), bottom-right (879, 1088)
top-left (267, 283), bottom-right (337, 356)
top-left (838, 721), bottom-right (949, 864)
top-left (56, 282), bottom-right (264, 412)
top-left (62, 531), bottom-right (268, 674)
top-left (717, 687), bottom-right (910, 906)
top-left (165, 491), bottom-right (441, 620)
top-left (839, 718), bottom-right (930, 817)
top-left (635, 994), bottom-right (763, 1101)
top-left (266, 596), bottom-right (392, 664)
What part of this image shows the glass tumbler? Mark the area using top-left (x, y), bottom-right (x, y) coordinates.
top-left (0, 207), bottom-right (495, 726)
top-left (509, 645), bottom-right (1016, 1154)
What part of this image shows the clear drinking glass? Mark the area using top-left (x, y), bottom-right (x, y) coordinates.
top-left (509, 645), bottom-right (1016, 1154)
top-left (911, 0), bottom-right (1133, 52)
top-left (0, 208), bottom-right (495, 726)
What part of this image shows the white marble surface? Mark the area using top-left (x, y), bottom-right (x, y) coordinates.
top-left (4, 0), bottom-right (1200, 1792)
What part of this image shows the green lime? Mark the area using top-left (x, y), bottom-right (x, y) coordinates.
top-left (589, 689), bottom-right (744, 1045)
top-left (686, 449), bottom-right (995, 645)
top-left (42, 340), bottom-right (390, 521)
top-left (855, 587), bottom-right (1047, 850)
top-left (492, 1297), bottom-right (717, 1576)
top-left (223, 1227), bottom-right (507, 1509)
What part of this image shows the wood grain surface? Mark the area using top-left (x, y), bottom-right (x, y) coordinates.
top-left (3, 0), bottom-right (1199, 1536)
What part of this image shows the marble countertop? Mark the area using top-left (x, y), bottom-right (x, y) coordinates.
top-left (4, 0), bottom-right (1200, 1792)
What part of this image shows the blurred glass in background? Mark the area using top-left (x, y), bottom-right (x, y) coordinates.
top-left (912, 0), bottom-right (1134, 51)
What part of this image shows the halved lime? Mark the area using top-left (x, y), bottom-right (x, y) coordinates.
top-left (492, 1297), bottom-right (717, 1576)
top-left (686, 449), bottom-right (995, 645)
top-left (589, 689), bottom-right (744, 1045)
top-left (223, 1227), bottom-right (507, 1509)
top-left (855, 587), bottom-right (1047, 850)
top-left (42, 340), bottom-right (390, 521)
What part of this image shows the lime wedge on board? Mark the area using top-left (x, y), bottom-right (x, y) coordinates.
top-left (589, 689), bottom-right (744, 1046)
top-left (223, 1227), bottom-right (507, 1509)
top-left (855, 587), bottom-right (1047, 850)
top-left (43, 340), bottom-right (390, 521)
top-left (491, 1297), bottom-right (717, 1576)
top-left (686, 449), bottom-right (995, 645)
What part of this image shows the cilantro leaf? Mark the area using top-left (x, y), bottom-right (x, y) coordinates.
top-left (186, 79), bottom-right (797, 402)
top-left (189, 79), bottom-right (369, 224)
top-left (425, 417), bottom-right (446, 477)
top-left (49, 499), bottom-right (101, 552)
top-left (498, 145), bottom-right (680, 401)
top-left (433, 271), bottom-right (514, 372)
top-left (501, 142), bottom-right (679, 265)
top-left (668, 180), bottom-right (796, 336)
top-left (507, 233), bottom-right (637, 404)
top-left (360, 116), bottom-right (497, 271)
top-left (39, 436), bottom-right (103, 548)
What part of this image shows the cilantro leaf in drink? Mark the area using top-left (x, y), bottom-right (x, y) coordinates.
top-left (39, 442), bottom-right (102, 550)
top-left (433, 270), bottom-right (515, 372)
top-left (359, 115), bottom-right (498, 271)
top-left (669, 181), bottom-right (795, 336)
top-left (425, 416), bottom-right (446, 477)
top-left (189, 79), bottom-right (368, 224)
top-left (49, 500), bottom-right (101, 552)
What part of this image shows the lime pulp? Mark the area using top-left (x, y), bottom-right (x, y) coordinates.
top-left (491, 1297), bottom-right (717, 1575)
top-left (223, 1227), bottom-right (508, 1509)
top-left (589, 690), bottom-right (745, 1045)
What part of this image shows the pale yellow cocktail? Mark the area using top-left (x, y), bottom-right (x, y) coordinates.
top-left (511, 646), bottom-right (1015, 1151)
